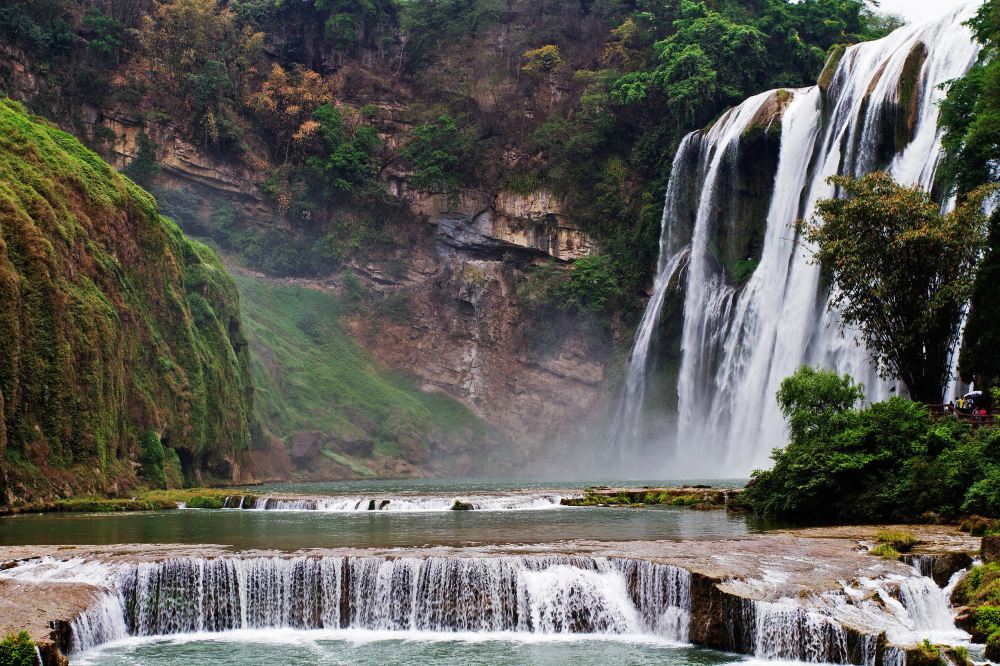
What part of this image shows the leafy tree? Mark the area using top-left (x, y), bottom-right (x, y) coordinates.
top-left (123, 131), bottom-right (159, 186)
top-left (518, 255), bottom-right (621, 313)
top-left (402, 114), bottom-right (472, 204)
top-left (805, 172), bottom-right (992, 404)
top-left (247, 64), bottom-right (333, 164)
top-left (522, 45), bottom-right (565, 74)
top-left (306, 103), bottom-right (381, 195)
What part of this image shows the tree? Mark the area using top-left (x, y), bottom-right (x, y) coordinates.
top-left (247, 64), bottom-right (333, 164)
top-left (306, 103), bottom-right (381, 195)
top-left (522, 45), bottom-right (565, 74)
top-left (805, 172), bottom-right (992, 403)
top-left (123, 131), bottom-right (159, 186)
top-left (401, 115), bottom-right (472, 204)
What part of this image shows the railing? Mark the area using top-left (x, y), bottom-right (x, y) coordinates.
top-left (928, 404), bottom-right (994, 429)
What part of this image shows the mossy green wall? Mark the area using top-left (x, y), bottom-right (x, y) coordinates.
top-left (0, 99), bottom-right (254, 503)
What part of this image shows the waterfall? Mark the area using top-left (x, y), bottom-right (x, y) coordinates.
top-left (604, 5), bottom-right (982, 477)
top-left (35, 556), bottom-right (691, 651)
top-left (221, 493), bottom-right (565, 512)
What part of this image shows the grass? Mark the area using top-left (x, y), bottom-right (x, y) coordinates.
top-left (870, 543), bottom-right (902, 560)
top-left (875, 529), bottom-right (919, 552)
top-left (235, 274), bottom-right (490, 471)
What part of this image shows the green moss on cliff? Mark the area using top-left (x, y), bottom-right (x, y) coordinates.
top-left (236, 275), bottom-right (490, 468)
top-left (0, 99), bottom-right (254, 505)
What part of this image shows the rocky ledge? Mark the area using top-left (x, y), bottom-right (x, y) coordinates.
top-left (0, 527), bottom-right (983, 666)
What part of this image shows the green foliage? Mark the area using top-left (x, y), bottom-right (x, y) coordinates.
top-left (402, 115), bottom-right (472, 204)
top-left (139, 430), bottom-right (166, 489)
top-left (870, 543), bottom-right (901, 560)
top-left (123, 132), bottom-right (160, 187)
top-left (0, 631), bottom-right (35, 666)
top-left (186, 495), bottom-right (225, 509)
top-left (806, 173), bottom-right (992, 403)
top-left (0, 99), bottom-right (254, 503)
top-left (235, 274), bottom-right (490, 467)
top-left (875, 528), bottom-right (918, 552)
top-left (744, 365), bottom-right (1000, 522)
top-left (518, 255), bottom-right (621, 313)
top-left (522, 45), bottom-right (565, 74)
top-left (306, 103), bottom-right (381, 196)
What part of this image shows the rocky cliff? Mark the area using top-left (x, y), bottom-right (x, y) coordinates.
top-left (0, 99), bottom-right (257, 505)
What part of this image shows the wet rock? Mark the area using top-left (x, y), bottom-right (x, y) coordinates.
top-left (982, 535), bottom-right (1000, 564)
top-left (451, 500), bottom-right (474, 511)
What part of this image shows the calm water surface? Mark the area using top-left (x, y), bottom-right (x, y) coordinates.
top-left (75, 631), bottom-right (744, 666)
top-left (0, 478), bottom-right (753, 550)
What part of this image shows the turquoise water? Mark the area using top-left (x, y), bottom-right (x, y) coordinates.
top-left (75, 630), bottom-right (742, 666)
top-left (0, 479), bottom-right (753, 550)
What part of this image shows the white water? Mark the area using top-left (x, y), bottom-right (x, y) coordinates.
top-left (3, 554), bottom-right (971, 665)
top-left (3, 556), bottom-right (690, 653)
top-left (604, 6), bottom-right (982, 477)
top-left (223, 493), bottom-right (567, 512)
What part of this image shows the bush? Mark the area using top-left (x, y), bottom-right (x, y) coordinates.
top-left (875, 529), bottom-right (918, 552)
top-left (518, 255), bottom-right (621, 313)
top-left (0, 631), bottom-right (35, 666)
top-left (186, 495), bottom-right (225, 509)
top-left (744, 365), bottom-right (1000, 523)
top-left (870, 543), bottom-right (901, 560)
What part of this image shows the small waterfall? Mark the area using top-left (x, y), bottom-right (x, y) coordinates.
top-left (730, 596), bottom-right (851, 663)
top-left (603, 5), bottom-right (982, 476)
top-left (222, 493), bottom-right (564, 512)
top-left (44, 556), bottom-right (691, 651)
top-left (69, 592), bottom-right (128, 653)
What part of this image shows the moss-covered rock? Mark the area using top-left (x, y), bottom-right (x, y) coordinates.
top-left (0, 99), bottom-right (255, 505)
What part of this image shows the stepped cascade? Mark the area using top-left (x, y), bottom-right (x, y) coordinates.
top-left (603, 5), bottom-right (982, 476)
top-left (220, 493), bottom-right (565, 512)
top-left (0, 553), bottom-right (966, 665)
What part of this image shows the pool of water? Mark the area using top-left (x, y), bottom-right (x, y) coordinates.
top-left (0, 479), bottom-right (753, 550)
top-left (75, 630), bottom-right (742, 666)
top-left (0, 503), bottom-right (752, 550)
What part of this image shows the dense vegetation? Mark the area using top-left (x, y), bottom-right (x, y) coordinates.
top-left (0, 98), bottom-right (255, 505)
top-left (0, 0), bottom-right (900, 316)
top-left (0, 632), bottom-right (34, 666)
top-left (954, 561), bottom-right (1000, 661)
top-left (940, 0), bottom-right (1000, 391)
top-left (805, 173), bottom-right (991, 404)
top-left (743, 366), bottom-right (1000, 523)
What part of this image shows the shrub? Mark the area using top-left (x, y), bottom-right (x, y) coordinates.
top-left (870, 544), bottom-right (901, 560)
top-left (0, 631), bottom-right (36, 666)
top-left (186, 495), bottom-right (225, 509)
top-left (875, 529), bottom-right (918, 552)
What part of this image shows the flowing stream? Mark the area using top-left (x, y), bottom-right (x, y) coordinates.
top-left (603, 5), bottom-right (982, 477)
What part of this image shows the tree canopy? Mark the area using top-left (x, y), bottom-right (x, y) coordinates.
top-left (805, 172), bottom-right (991, 404)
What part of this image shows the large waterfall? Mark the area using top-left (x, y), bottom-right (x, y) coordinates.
top-left (603, 5), bottom-right (982, 477)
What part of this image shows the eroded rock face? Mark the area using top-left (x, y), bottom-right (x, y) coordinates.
top-left (983, 536), bottom-right (1000, 564)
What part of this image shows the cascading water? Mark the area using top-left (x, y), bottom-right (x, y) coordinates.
top-left (220, 493), bottom-right (565, 512)
top-left (603, 6), bottom-right (982, 476)
top-left (12, 556), bottom-right (691, 652)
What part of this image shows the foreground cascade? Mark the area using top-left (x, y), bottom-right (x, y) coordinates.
top-left (603, 5), bottom-right (982, 476)
top-left (0, 99), bottom-right (255, 503)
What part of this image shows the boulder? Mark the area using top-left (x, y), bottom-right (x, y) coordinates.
top-left (451, 500), bottom-right (474, 511)
top-left (336, 433), bottom-right (374, 458)
top-left (982, 536), bottom-right (1000, 564)
top-left (290, 430), bottom-right (325, 461)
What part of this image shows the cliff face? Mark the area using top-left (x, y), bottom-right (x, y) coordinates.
top-left (0, 99), bottom-right (256, 505)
